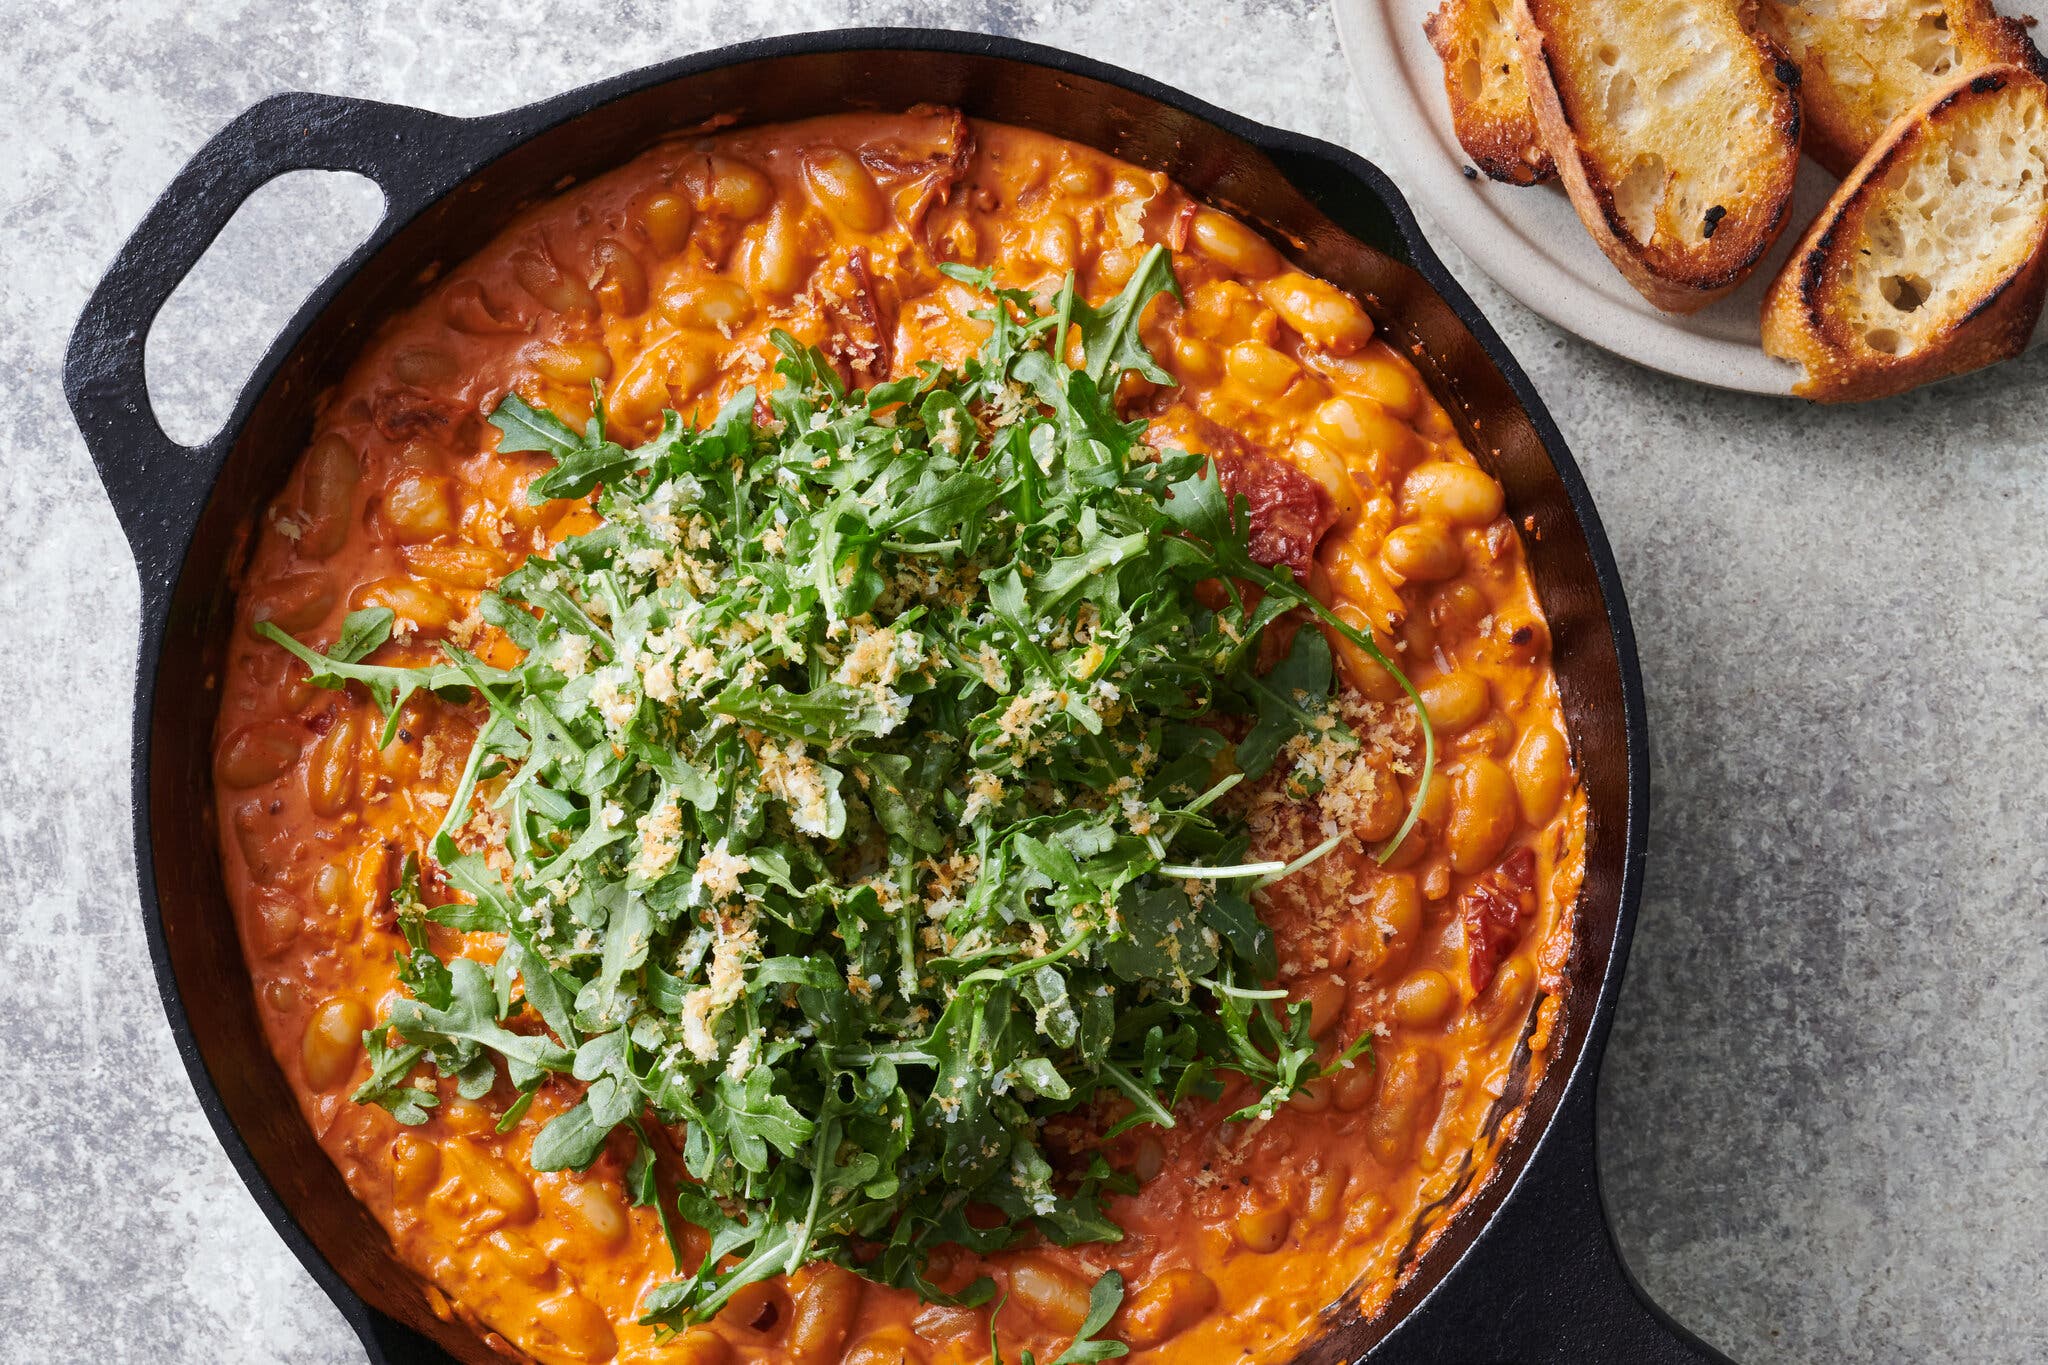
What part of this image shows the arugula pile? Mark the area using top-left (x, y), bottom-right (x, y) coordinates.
top-left (259, 245), bottom-right (1433, 1334)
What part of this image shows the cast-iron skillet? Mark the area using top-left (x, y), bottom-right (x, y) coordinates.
top-left (64, 28), bottom-right (1730, 1365)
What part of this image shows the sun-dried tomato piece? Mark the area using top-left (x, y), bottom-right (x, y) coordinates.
top-left (1461, 845), bottom-right (1538, 993)
top-left (1149, 410), bottom-right (1336, 578)
top-left (370, 387), bottom-right (458, 442)
top-left (836, 247), bottom-right (893, 389)
top-left (860, 105), bottom-right (977, 236)
top-left (1215, 452), bottom-right (1334, 579)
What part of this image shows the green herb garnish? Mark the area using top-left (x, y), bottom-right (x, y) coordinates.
top-left (258, 244), bottom-right (1431, 1332)
top-left (994, 1268), bottom-right (1130, 1364)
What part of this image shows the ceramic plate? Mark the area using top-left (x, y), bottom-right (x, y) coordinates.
top-left (1333, 0), bottom-right (2047, 395)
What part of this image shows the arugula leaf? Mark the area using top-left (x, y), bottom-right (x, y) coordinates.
top-left (492, 389), bottom-right (639, 500)
top-left (330, 607), bottom-right (394, 663)
top-left (1070, 243), bottom-right (1181, 387)
top-left (391, 854), bottom-right (453, 1010)
top-left (990, 1270), bottom-right (1130, 1365)
top-left (1236, 627), bottom-right (1344, 781)
top-left (386, 958), bottom-right (573, 1089)
top-left (352, 1033), bottom-right (433, 1124)
top-left (254, 621), bottom-right (516, 746)
top-left (489, 390), bottom-right (583, 458)
top-left (1162, 460), bottom-right (1436, 860)
top-left (1055, 1270), bottom-right (1131, 1364)
top-left (530, 1099), bottom-right (611, 1171)
top-left (1102, 882), bottom-right (1215, 984)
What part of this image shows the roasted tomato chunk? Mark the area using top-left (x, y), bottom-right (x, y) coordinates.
top-left (1461, 845), bottom-right (1537, 993)
top-left (1216, 451), bottom-right (1335, 578)
top-left (1148, 410), bottom-right (1336, 577)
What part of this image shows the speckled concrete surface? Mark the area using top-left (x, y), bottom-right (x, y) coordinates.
top-left (3, 2), bottom-right (2043, 1361)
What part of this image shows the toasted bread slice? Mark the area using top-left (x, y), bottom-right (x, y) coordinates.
top-left (1514, 0), bottom-right (1804, 312)
top-left (1763, 64), bottom-right (2048, 401)
top-left (1760, 0), bottom-right (2047, 177)
top-left (1425, 0), bottom-right (1556, 184)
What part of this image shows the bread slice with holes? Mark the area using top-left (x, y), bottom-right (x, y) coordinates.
top-left (1759, 0), bottom-right (2047, 177)
top-left (1514, 0), bottom-right (1804, 312)
top-left (1425, 0), bottom-right (1556, 184)
top-left (1763, 64), bottom-right (2048, 401)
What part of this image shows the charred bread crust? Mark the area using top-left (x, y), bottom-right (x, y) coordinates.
top-left (1424, 0), bottom-right (1557, 185)
top-left (1775, 249), bottom-right (2045, 401)
top-left (1515, 0), bottom-right (1803, 312)
top-left (1763, 65), bottom-right (2048, 401)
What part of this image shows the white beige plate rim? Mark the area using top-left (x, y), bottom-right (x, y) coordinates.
top-left (1333, 0), bottom-right (2048, 397)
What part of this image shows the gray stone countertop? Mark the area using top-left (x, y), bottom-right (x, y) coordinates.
top-left (2, 2), bottom-right (2041, 1361)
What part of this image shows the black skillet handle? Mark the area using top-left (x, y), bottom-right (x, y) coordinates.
top-left (62, 91), bottom-right (487, 1365)
top-left (62, 90), bottom-right (484, 608)
top-left (1375, 1079), bottom-right (1734, 1364)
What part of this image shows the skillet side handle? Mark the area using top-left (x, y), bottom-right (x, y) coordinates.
top-left (61, 90), bottom-right (475, 603)
top-left (66, 90), bottom-right (483, 1365)
top-left (1377, 1080), bottom-right (1735, 1365)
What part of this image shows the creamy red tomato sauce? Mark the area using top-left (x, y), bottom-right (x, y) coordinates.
top-left (212, 108), bottom-right (1583, 1365)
